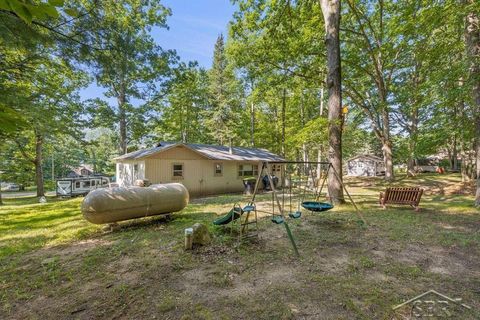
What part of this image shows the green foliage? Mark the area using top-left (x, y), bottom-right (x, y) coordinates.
top-left (289, 117), bottom-right (328, 150)
top-left (1, 0), bottom-right (478, 189)
top-left (151, 62), bottom-right (211, 143)
top-left (206, 34), bottom-right (245, 145)
top-left (0, 138), bottom-right (35, 186)
top-left (68, 0), bottom-right (176, 153)
top-left (0, 8), bottom-right (50, 136)
top-left (0, 0), bottom-right (63, 23)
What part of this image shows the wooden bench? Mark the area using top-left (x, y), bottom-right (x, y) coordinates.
top-left (379, 187), bottom-right (423, 211)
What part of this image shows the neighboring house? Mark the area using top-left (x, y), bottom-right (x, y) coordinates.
top-left (66, 165), bottom-right (94, 178)
top-left (346, 155), bottom-right (385, 177)
top-left (415, 157), bottom-right (439, 173)
top-left (114, 142), bottom-right (285, 197)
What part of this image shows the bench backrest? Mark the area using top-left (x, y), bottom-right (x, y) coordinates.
top-left (384, 187), bottom-right (423, 205)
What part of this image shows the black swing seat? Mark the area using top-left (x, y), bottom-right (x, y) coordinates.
top-left (288, 211), bottom-right (302, 219)
top-left (301, 201), bottom-right (334, 212)
top-left (271, 216), bottom-right (285, 224)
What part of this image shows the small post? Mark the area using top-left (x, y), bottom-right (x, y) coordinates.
top-left (51, 153), bottom-right (55, 182)
top-left (184, 228), bottom-right (193, 250)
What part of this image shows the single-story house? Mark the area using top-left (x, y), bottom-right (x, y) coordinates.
top-left (114, 142), bottom-right (285, 197)
top-left (346, 154), bottom-right (385, 177)
top-left (66, 165), bottom-right (94, 178)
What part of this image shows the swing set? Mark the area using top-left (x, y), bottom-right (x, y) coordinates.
top-left (213, 161), bottom-right (366, 256)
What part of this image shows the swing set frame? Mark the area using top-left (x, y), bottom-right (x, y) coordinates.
top-left (247, 160), bottom-right (367, 256)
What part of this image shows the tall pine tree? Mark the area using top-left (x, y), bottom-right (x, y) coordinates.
top-left (207, 34), bottom-right (243, 145)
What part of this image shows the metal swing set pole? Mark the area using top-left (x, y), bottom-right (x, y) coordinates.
top-left (275, 160), bottom-right (367, 226)
top-left (326, 163), bottom-right (368, 226)
top-left (246, 160), bottom-right (366, 256)
top-left (265, 162), bottom-right (300, 257)
top-left (249, 161), bottom-right (300, 257)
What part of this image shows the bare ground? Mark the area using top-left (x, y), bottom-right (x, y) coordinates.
top-left (1, 174), bottom-right (480, 319)
top-left (2, 213), bottom-right (479, 319)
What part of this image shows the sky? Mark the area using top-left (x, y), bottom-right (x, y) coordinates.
top-left (79, 0), bottom-right (237, 102)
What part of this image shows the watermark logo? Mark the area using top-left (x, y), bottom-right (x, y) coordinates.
top-left (392, 290), bottom-right (473, 319)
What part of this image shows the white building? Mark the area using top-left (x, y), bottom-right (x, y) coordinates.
top-left (346, 154), bottom-right (385, 177)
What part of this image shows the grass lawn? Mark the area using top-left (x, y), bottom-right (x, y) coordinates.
top-left (1, 174), bottom-right (479, 319)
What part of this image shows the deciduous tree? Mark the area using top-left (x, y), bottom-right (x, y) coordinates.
top-left (319, 0), bottom-right (344, 203)
top-left (69, 0), bottom-right (175, 154)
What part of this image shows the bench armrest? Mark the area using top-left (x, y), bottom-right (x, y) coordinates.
top-left (379, 192), bottom-right (385, 204)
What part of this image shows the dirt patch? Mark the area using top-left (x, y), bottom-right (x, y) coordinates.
top-left (312, 249), bottom-right (351, 274)
top-left (365, 271), bottom-right (393, 282)
top-left (434, 222), bottom-right (472, 232)
top-left (394, 244), bottom-right (480, 276)
top-left (442, 181), bottom-right (476, 196)
top-left (418, 180), bottom-right (476, 197)
top-left (29, 238), bottom-right (112, 260)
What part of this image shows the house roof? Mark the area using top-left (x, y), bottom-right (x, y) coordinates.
top-left (67, 165), bottom-right (94, 175)
top-left (114, 142), bottom-right (285, 162)
top-left (347, 154), bottom-right (384, 162)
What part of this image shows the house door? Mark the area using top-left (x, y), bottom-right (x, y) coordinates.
top-left (198, 168), bottom-right (206, 197)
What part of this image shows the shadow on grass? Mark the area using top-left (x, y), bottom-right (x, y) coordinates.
top-left (0, 208), bottom-right (81, 230)
top-left (1, 196), bottom-right (65, 207)
top-left (0, 234), bottom-right (51, 257)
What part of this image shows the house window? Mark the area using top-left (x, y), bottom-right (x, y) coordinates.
top-left (238, 164), bottom-right (259, 177)
top-left (214, 163), bottom-right (223, 176)
top-left (81, 181), bottom-right (91, 188)
top-left (75, 181), bottom-right (80, 189)
top-left (172, 163), bottom-right (184, 179)
top-left (271, 164), bottom-right (282, 174)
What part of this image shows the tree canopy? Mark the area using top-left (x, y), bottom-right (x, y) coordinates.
top-left (0, 0), bottom-right (479, 204)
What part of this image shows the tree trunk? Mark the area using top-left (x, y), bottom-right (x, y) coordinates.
top-left (407, 158), bottom-right (415, 175)
top-left (407, 108), bottom-right (418, 176)
top-left (0, 172), bottom-right (3, 205)
top-left (118, 91), bottom-right (127, 155)
top-left (0, 151), bottom-right (3, 204)
top-left (407, 62), bottom-right (420, 176)
top-left (317, 85), bottom-right (325, 180)
top-left (382, 139), bottom-right (394, 180)
top-left (464, 1), bottom-right (480, 205)
top-left (320, 0), bottom-right (344, 204)
top-left (281, 88), bottom-right (286, 158)
top-left (302, 144), bottom-right (309, 175)
top-left (381, 108), bottom-right (394, 180)
top-left (272, 103), bottom-right (280, 155)
top-left (300, 93), bottom-right (309, 175)
top-left (452, 135), bottom-right (458, 171)
top-left (460, 140), bottom-right (470, 182)
top-left (35, 133), bottom-right (45, 197)
top-left (476, 117), bottom-right (480, 206)
top-left (90, 149), bottom-right (97, 173)
top-left (250, 101), bottom-right (255, 147)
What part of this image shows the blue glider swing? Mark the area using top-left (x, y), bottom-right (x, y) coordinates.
top-left (213, 160), bottom-right (365, 257)
top-left (265, 161), bottom-right (366, 255)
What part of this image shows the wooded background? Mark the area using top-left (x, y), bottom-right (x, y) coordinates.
top-left (0, 0), bottom-right (478, 205)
